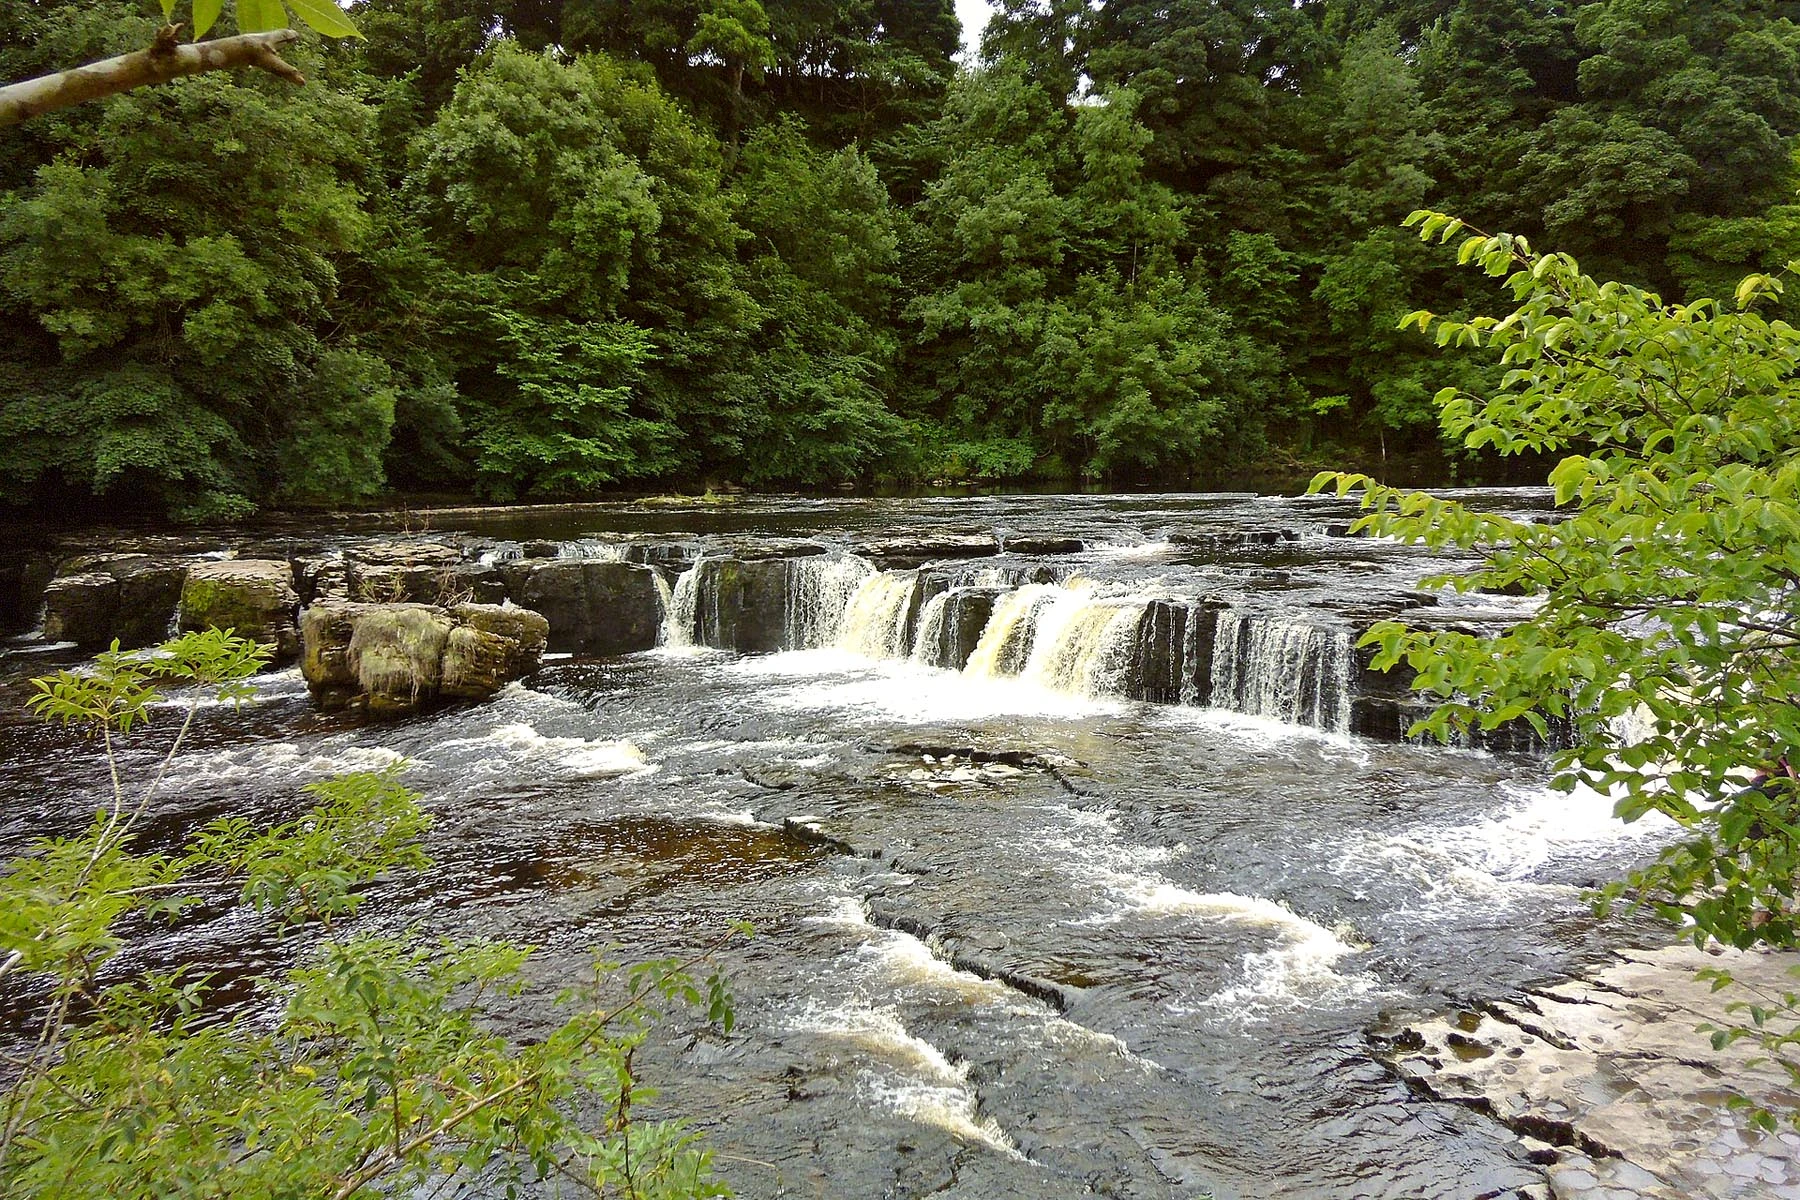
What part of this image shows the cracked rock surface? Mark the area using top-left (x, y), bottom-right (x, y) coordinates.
top-left (1385, 944), bottom-right (1800, 1198)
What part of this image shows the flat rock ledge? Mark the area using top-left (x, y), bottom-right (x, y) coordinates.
top-left (1382, 944), bottom-right (1800, 1199)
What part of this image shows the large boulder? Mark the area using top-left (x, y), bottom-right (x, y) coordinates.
top-left (42, 556), bottom-right (189, 649)
top-left (179, 560), bottom-right (300, 660)
top-left (344, 540), bottom-right (468, 605)
top-left (498, 560), bottom-right (663, 655)
top-left (682, 557), bottom-right (791, 653)
top-left (41, 572), bottom-right (118, 647)
top-left (300, 601), bottom-right (548, 715)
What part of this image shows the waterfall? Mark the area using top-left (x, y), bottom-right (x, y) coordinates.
top-left (1209, 611), bottom-right (1353, 733)
top-left (650, 571), bottom-right (677, 646)
top-left (663, 559), bottom-right (704, 648)
top-left (1018, 597), bottom-right (1145, 696)
top-left (1178, 607), bottom-right (1206, 707)
top-left (910, 593), bottom-right (951, 666)
top-left (960, 584), bottom-right (1147, 698)
top-left (784, 555), bottom-right (875, 649)
top-left (963, 586), bottom-right (1061, 679)
top-left (838, 572), bottom-right (924, 659)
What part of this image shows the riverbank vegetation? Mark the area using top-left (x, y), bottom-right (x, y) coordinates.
top-left (1320, 214), bottom-right (1800, 1126)
top-left (0, 631), bottom-right (736, 1197)
top-left (3, 0), bottom-right (1798, 518)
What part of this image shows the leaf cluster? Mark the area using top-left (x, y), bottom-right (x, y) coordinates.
top-left (1, 631), bottom-right (736, 1199)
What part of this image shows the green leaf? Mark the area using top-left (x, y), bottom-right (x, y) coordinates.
top-left (236, 0), bottom-right (290, 33)
top-left (284, 0), bottom-right (363, 37)
top-left (192, 0), bottom-right (224, 37)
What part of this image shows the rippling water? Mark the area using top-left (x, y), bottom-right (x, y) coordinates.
top-left (0, 493), bottom-right (1680, 1199)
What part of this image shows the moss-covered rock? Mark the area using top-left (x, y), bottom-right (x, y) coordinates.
top-left (180, 560), bottom-right (300, 661)
top-left (300, 600), bottom-right (547, 715)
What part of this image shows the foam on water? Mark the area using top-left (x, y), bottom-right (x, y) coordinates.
top-left (731, 651), bottom-right (1126, 722)
top-left (165, 742), bottom-right (408, 787)
top-left (437, 723), bottom-right (654, 778)
top-left (150, 667), bottom-right (311, 710)
top-left (1151, 702), bottom-right (1370, 755)
top-left (785, 997), bottom-right (1020, 1155)
top-left (1340, 779), bottom-right (1678, 909)
top-left (1038, 805), bottom-right (1381, 1018)
top-left (810, 897), bottom-right (1012, 1002)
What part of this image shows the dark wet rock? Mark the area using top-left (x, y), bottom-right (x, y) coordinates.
top-left (234, 537), bottom-right (329, 562)
top-left (300, 600), bottom-right (547, 715)
top-left (0, 548), bottom-right (56, 636)
top-left (179, 559), bottom-right (300, 660)
top-left (446, 563), bottom-right (507, 605)
top-left (1385, 944), bottom-right (1800, 1199)
top-left (1002, 535), bottom-right (1086, 555)
top-left (714, 538), bottom-right (830, 561)
top-left (41, 572), bottom-right (119, 647)
top-left (522, 540), bottom-right (561, 559)
top-left (855, 533), bottom-right (999, 568)
top-left (623, 541), bottom-right (701, 574)
top-left (1129, 600), bottom-right (1225, 705)
top-left (913, 587), bottom-right (1004, 670)
top-left (499, 560), bottom-right (663, 655)
top-left (683, 557), bottom-right (790, 653)
top-left (1167, 529), bottom-right (1299, 549)
top-left (292, 556), bottom-right (349, 605)
top-left (42, 557), bottom-right (188, 649)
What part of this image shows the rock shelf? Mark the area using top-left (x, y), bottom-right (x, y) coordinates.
top-left (1384, 944), bottom-right (1800, 1199)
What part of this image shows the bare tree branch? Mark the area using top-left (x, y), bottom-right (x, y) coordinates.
top-left (0, 25), bottom-right (305, 128)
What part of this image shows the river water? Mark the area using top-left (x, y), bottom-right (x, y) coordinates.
top-left (0, 493), bottom-right (1678, 1199)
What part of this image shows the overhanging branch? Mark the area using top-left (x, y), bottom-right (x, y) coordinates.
top-left (0, 26), bottom-right (306, 128)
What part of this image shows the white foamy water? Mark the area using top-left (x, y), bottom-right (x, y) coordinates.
top-left (1152, 703), bottom-right (1370, 754)
top-left (1039, 806), bottom-right (1382, 1019)
top-left (727, 651), bottom-right (1126, 722)
top-left (783, 999), bottom-right (1019, 1156)
top-left (164, 742), bottom-right (408, 787)
top-left (837, 572), bottom-right (924, 659)
top-left (435, 723), bottom-right (654, 778)
top-left (1342, 779), bottom-right (1678, 909)
top-left (149, 667), bottom-right (311, 710)
top-left (808, 897), bottom-right (1011, 1003)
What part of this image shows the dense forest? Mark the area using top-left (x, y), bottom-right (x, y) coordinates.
top-left (2, 0), bottom-right (1798, 519)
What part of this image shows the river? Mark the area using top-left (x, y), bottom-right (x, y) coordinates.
top-left (0, 492), bottom-right (1680, 1199)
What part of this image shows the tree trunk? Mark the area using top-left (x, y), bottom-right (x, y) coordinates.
top-left (0, 26), bottom-right (305, 128)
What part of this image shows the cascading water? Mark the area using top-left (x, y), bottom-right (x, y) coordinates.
top-left (1016, 595), bottom-right (1146, 697)
top-left (910, 593), bottom-right (951, 666)
top-left (838, 572), bottom-right (925, 659)
top-left (784, 555), bottom-right (875, 648)
top-left (663, 557), bottom-right (705, 648)
top-left (650, 571), bottom-right (677, 646)
top-left (962, 585), bottom-right (1061, 679)
top-left (1209, 610), bottom-right (1354, 733)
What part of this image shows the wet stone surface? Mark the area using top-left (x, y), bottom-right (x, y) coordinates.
top-left (1387, 944), bottom-right (1800, 1199)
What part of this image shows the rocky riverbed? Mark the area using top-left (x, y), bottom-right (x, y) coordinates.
top-left (0, 492), bottom-right (1790, 1198)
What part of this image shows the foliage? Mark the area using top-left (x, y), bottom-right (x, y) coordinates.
top-left (6, 0), bottom-right (1800, 513)
top-left (1313, 209), bottom-right (1800, 1115)
top-left (0, 630), bottom-right (735, 1198)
